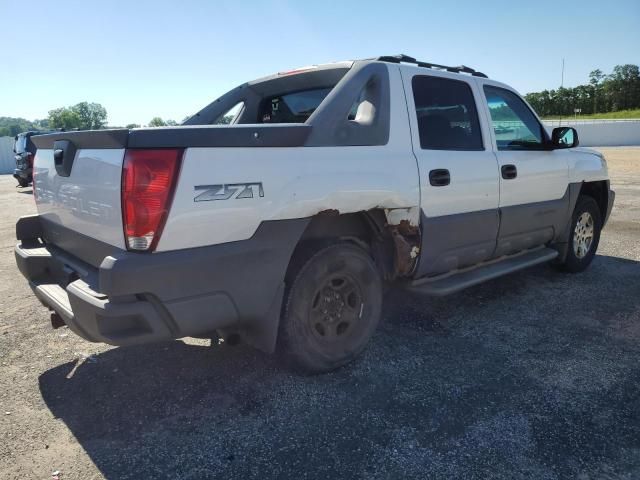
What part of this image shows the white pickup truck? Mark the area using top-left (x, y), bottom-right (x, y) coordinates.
top-left (15, 55), bottom-right (614, 372)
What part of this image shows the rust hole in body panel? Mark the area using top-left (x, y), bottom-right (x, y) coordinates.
top-left (317, 209), bottom-right (340, 217)
top-left (388, 220), bottom-right (420, 277)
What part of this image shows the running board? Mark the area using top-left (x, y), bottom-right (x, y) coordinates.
top-left (408, 248), bottom-right (558, 296)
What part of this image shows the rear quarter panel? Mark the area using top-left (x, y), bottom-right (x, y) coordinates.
top-left (157, 65), bottom-right (420, 252)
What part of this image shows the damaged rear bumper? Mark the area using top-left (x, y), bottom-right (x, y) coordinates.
top-left (15, 214), bottom-right (308, 351)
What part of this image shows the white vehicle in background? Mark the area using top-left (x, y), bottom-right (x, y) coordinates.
top-left (15, 54), bottom-right (614, 373)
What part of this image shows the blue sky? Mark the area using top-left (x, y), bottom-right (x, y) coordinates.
top-left (1, 0), bottom-right (638, 126)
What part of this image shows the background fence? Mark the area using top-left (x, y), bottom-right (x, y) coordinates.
top-left (542, 120), bottom-right (640, 147)
top-left (0, 137), bottom-right (15, 174)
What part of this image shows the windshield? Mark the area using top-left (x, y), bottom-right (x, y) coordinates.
top-left (260, 88), bottom-right (332, 123)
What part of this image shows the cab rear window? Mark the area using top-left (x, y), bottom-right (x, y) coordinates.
top-left (260, 88), bottom-right (332, 123)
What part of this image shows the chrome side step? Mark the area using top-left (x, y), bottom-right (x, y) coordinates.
top-left (408, 247), bottom-right (558, 296)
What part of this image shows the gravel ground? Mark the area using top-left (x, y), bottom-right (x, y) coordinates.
top-left (0, 147), bottom-right (639, 480)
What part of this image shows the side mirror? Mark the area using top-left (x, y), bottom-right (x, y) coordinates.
top-left (551, 127), bottom-right (579, 149)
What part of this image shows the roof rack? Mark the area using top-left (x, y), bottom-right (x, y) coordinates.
top-left (376, 54), bottom-right (488, 78)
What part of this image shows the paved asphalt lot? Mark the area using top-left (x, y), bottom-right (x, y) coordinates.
top-left (0, 147), bottom-right (639, 479)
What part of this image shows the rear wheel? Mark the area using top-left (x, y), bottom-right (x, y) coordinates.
top-left (559, 195), bottom-right (602, 273)
top-left (279, 243), bottom-right (382, 373)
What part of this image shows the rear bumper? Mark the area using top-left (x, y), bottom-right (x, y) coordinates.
top-left (13, 168), bottom-right (31, 180)
top-left (15, 214), bottom-right (307, 351)
top-left (15, 240), bottom-right (242, 347)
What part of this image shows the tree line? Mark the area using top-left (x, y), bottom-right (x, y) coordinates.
top-left (0, 103), bottom-right (182, 137)
top-left (524, 64), bottom-right (640, 117)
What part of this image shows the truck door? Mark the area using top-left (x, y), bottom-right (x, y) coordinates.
top-left (400, 68), bottom-right (501, 277)
top-left (480, 84), bottom-right (570, 256)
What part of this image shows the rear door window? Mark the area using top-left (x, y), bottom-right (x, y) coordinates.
top-left (412, 76), bottom-right (483, 151)
top-left (260, 88), bottom-right (332, 123)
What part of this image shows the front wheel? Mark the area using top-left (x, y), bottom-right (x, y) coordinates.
top-left (279, 243), bottom-right (382, 373)
top-left (559, 195), bottom-right (602, 273)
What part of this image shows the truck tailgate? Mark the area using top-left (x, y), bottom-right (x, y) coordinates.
top-left (32, 131), bottom-right (128, 254)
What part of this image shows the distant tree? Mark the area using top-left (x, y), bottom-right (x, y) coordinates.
top-left (148, 117), bottom-right (166, 127)
top-left (148, 117), bottom-right (177, 127)
top-left (125, 123), bottom-right (141, 129)
top-left (33, 118), bottom-right (50, 130)
top-left (73, 102), bottom-right (107, 130)
top-left (216, 115), bottom-right (233, 125)
top-left (48, 102), bottom-right (108, 130)
top-left (0, 117), bottom-right (36, 136)
top-left (48, 107), bottom-right (82, 130)
top-left (606, 64), bottom-right (640, 111)
top-left (589, 69), bottom-right (606, 113)
top-left (589, 69), bottom-right (605, 86)
top-left (526, 64), bottom-right (640, 117)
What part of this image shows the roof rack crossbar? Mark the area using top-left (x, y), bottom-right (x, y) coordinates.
top-left (376, 54), bottom-right (488, 78)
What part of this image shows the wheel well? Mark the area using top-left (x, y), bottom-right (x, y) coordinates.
top-left (579, 181), bottom-right (608, 220)
top-left (285, 210), bottom-right (413, 284)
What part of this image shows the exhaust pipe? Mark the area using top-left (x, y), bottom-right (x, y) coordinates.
top-left (50, 313), bottom-right (65, 329)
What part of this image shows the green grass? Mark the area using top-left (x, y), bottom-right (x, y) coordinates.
top-left (543, 109), bottom-right (640, 120)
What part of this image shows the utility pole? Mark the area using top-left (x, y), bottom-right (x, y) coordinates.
top-left (559, 58), bottom-right (565, 124)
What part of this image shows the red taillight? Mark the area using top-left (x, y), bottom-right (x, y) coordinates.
top-left (121, 148), bottom-right (183, 251)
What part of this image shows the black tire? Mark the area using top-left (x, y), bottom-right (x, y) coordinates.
top-left (559, 195), bottom-right (602, 273)
top-left (279, 243), bottom-right (382, 373)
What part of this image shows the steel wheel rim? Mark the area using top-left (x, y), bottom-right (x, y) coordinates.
top-left (308, 274), bottom-right (363, 342)
top-left (573, 211), bottom-right (594, 259)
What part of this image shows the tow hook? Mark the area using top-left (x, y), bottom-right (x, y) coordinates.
top-left (50, 312), bottom-right (65, 329)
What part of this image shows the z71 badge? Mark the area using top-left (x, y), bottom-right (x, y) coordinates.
top-left (194, 182), bottom-right (264, 202)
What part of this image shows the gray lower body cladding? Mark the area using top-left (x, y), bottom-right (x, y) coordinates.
top-left (417, 209), bottom-right (499, 277)
top-left (416, 189), bottom-right (573, 278)
top-left (494, 186), bottom-right (576, 258)
top-left (15, 215), bottom-right (308, 351)
top-left (415, 183), bottom-right (615, 278)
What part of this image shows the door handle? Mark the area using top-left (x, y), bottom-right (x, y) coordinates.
top-left (429, 169), bottom-right (450, 187)
top-left (501, 164), bottom-right (517, 180)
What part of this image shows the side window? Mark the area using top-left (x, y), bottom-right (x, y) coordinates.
top-left (412, 76), bottom-right (483, 151)
top-left (212, 102), bottom-right (244, 125)
top-left (483, 86), bottom-right (545, 150)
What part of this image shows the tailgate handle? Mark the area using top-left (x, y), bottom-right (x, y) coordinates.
top-left (53, 140), bottom-right (77, 177)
